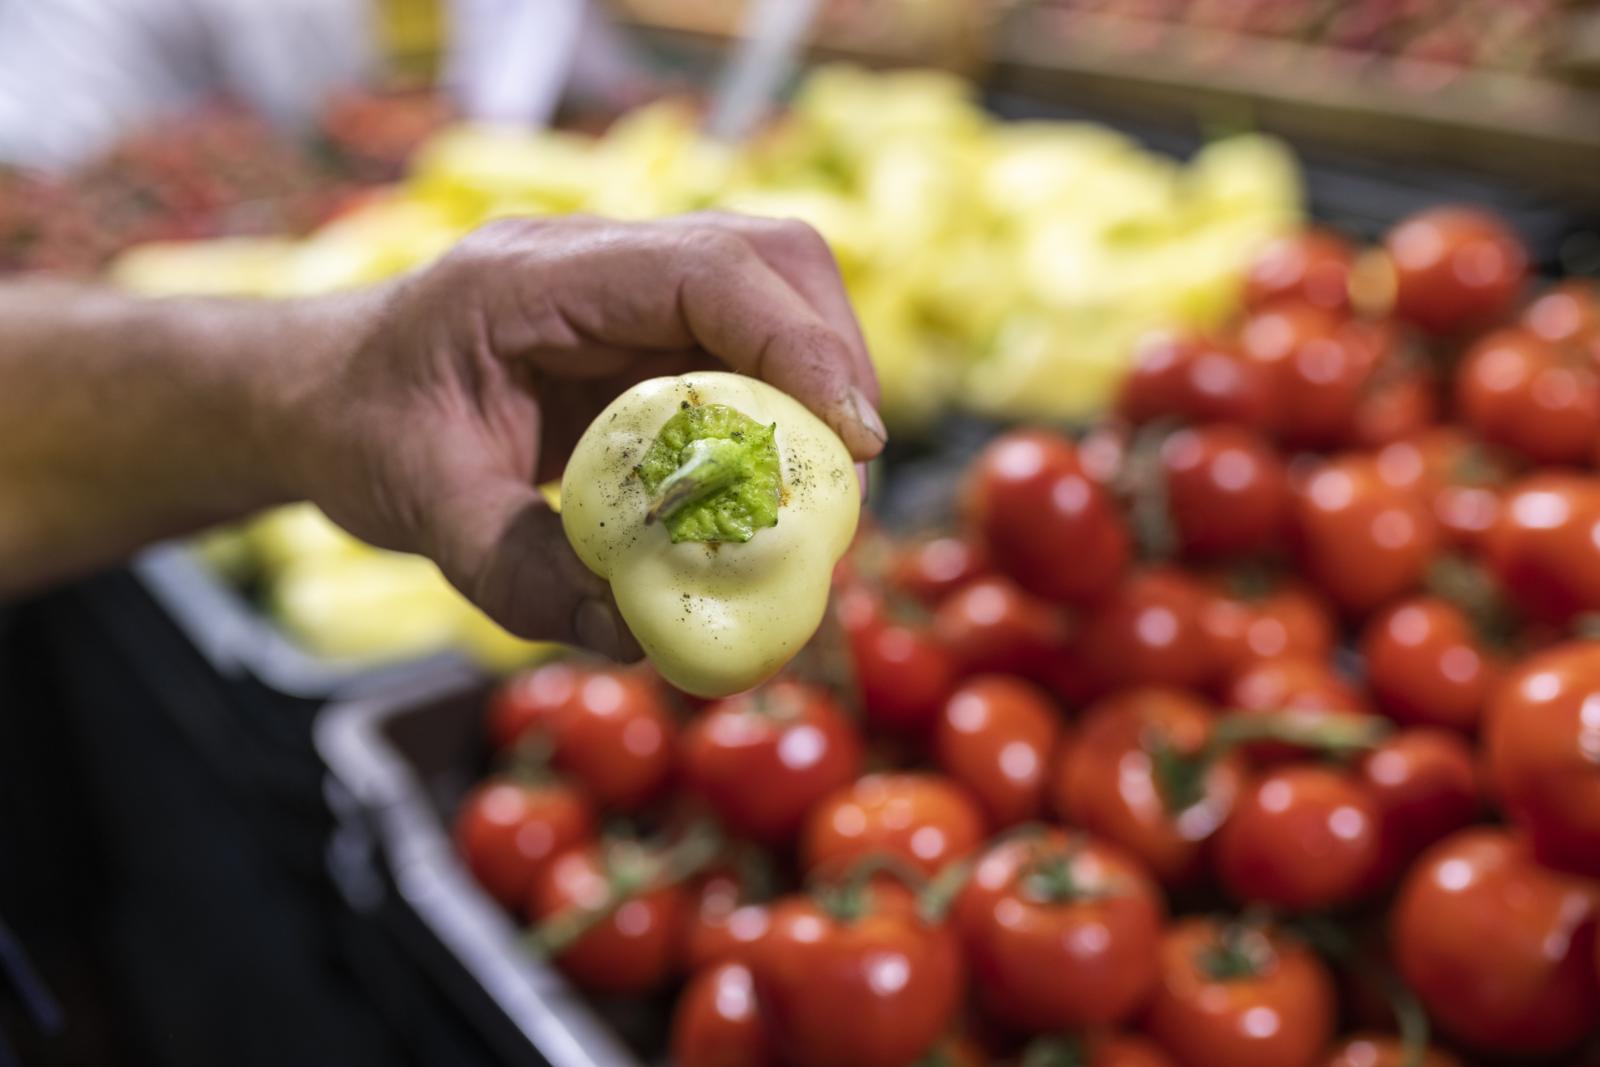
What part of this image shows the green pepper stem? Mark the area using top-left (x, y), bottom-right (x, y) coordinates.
top-left (645, 437), bottom-right (748, 526)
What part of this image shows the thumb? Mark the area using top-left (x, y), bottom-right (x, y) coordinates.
top-left (427, 473), bottom-right (642, 661)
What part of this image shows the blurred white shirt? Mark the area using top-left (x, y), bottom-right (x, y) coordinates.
top-left (0, 0), bottom-right (374, 171)
top-left (0, 0), bottom-right (642, 172)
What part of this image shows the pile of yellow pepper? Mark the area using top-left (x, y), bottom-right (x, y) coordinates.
top-left (121, 65), bottom-right (1304, 667)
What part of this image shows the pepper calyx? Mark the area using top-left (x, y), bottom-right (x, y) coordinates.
top-left (635, 403), bottom-right (780, 544)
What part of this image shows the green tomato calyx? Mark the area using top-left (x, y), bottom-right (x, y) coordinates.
top-left (637, 402), bottom-right (781, 544)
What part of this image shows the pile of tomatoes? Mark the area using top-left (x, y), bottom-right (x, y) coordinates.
top-left (454, 204), bottom-right (1600, 1067)
top-left (0, 92), bottom-right (448, 277)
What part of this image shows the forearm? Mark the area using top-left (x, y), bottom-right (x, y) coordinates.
top-left (0, 280), bottom-right (370, 594)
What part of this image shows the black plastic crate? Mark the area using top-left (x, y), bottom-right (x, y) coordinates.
top-left (8, 570), bottom-right (514, 1067)
top-left (133, 543), bottom-right (469, 705)
top-left (315, 670), bottom-right (645, 1067)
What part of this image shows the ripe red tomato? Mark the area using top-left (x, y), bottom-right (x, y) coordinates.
top-left (1522, 280), bottom-right (1600, 349)
top-left (1321, 1034), bottom-right (1464, 1067)
top-left (1393, 828), bottom-right (1600, 1053)
top-left (453, 781), bottom-right (594, 916)
top-left (952, 831), bottom-right (1165, 1032)
top-left (1360, 597), bottom-right (1500, 734)
top-left (964, 430), bottom-right (1131, 606)
top-left (1159, 425), bottom-right (1288, 558)
top-left (528, 843), bottom-right (687, 995)
top-left (1481, 473), bottom-right (1600, 626)
top-left (1075, 567), bottom-right (1216, 693)
top-left (750, 891), bottom-right (964, 1067)
top-left (1214, 765), bottom-right (1382, 910)
top-left (933, 675), bottom-right (1062, 827)
top-left (1349, 361), bottom-right (1437, 450)
top-left (889, 536), bottom-right (989, 605)
top-left (1373, 428), bottom-right (1506, 549)
top-left (671, 962), bottom-right (777, 1067)
top-left (1244, 228), bottom-right (1355, 313)
top-left (1239, 302), bottom-right (1381, 449)
top-left (802, 773), bottom-right (987, 877)
top-left (1384, 206), bottom-right (1528, 335)
top-left (933, 576), bottom-right (1069, 678)
top-left (848, 605), bottom-right (959, 734)
top-left (1457, 327), bottom-right (1599, 465)
top-left (1145, 917), bottom-right (1335, 1067)
top-left (1292, 454), bottom-right (1438, 617)
top-left (1484, 641), bottom-right (1600, 876)
top-left (1226, 656), bottom-right (1368, 716)
top-left (1355, 728), bottom-right (1479, 884)
top-left (682, 869), bottom-right (773, 972)
top-left (1120, 330), bottom-right (1275, 429)
top-left (1198, 575), bottom-right (1335, 678)
top-left (486, 660), bottom-right (584, 752)
top-left (681, 681), bottom-right (862, 844)
top-left (550, 668), bottom-right (676, 811)
top-left (1053, 687), bottom-right (1241, 887)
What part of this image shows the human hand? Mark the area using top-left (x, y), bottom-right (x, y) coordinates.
top-left (276, 213), bottom-right (883, 659)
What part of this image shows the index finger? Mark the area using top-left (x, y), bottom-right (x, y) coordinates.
top-left (670, 226), bottom-right (886, 461)
top-left (663, 212), bottom-right (879, 406)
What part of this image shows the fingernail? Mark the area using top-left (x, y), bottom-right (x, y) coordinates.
top-left (856, 462), bottom-right (870, 502)
top-left (574, 596), bottom-right (623, 658)
top-left (849, 386), bottom-right (887, 445)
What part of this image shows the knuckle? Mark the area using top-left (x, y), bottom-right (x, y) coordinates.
top-left (678, 225), bottom-right (753, 268)
top-left (773, 216), bottom-right (831, 256)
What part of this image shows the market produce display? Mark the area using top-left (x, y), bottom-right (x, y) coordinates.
top-left (452, 206), bottom-right (1600, 1067)
top-left (0, 92), bottom-right (448, 277)
top-left (115, 65), bottom-right (1302, 424)
top-left (1035, 0), bottom-right (1571, 75)
top-left (128, 64), bottom-right (1300, 668)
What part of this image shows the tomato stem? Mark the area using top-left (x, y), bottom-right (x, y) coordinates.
top-left (811, 852), bottom-right (929, 924)
top-left (1018, 851), bottom-right (1088, 905)
top-left (1148, 710), bottom-right (1389, 813)
top-left (1019, 1036), bottom-right (1086, 1067)
top-left (1121, 420), bottom-right (1179, 561)
top-left (528, 821), bottom-right (722, 957)
top-left (732, 841), bottom-right (779, 904)
top-left (502, 730), bottom-right (557, 785)
top-left (916, 823), bottom-right (1048, 924)
top-left (1223, 561), bottom-right (1276, 602)
top-left (1207, 710), bottom-right (1390, 757)
top-left (1387, 973), bottom-right (1431, 1067)
top-left (1196, 918), bottom-right (1277, 982)
top-left (1571, 612), bottom-right (1600, 642)
top-left (1426, 554), bottom-right (1519, 651)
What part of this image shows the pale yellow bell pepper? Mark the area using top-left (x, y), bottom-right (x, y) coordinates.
top-left (561, 372), bottom-right (859, 698)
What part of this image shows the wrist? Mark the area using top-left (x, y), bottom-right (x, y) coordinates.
top-left (241, 284), bottom-right (392, 506)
